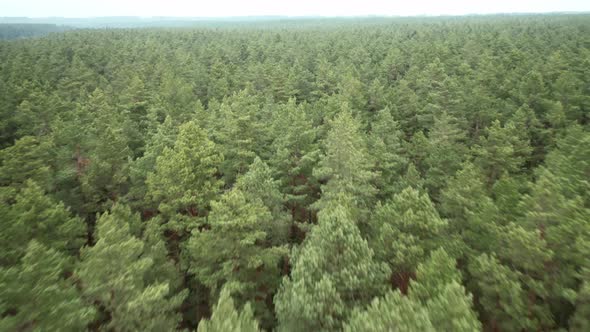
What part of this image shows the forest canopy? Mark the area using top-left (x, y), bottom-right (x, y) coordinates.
top-left (1, 14), bottom-right (589, 331)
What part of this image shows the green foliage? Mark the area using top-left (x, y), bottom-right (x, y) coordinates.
top-left (78, 89), bottom-right (132, 213)
top-left (1, 15), bottom-right (589, 331)
top-left (0, 180), bottom-right (86, 266)
top-left (127, 116), bottom-right (179, 210)
top-left (410, 249), bottom-right (481, 331)
top-left (368, 108), bottom-right (407, 200)
top-left (344, 290), bottom-right (435, 332)
top-left (187, 187), bottom-right (287, 327)
top-left (346, 249), bottom-right (480, 332)
top-left (147, 120), bottom-right (223, 217)
top-left (0, 241), bottom-right (95, 331)
top-left (440, 162), bottom-right (499, 256)
top-left (424, 111), bottom-right (468, 200)
top-left (77, 205), bottom-right (186, 331)
top-left (210, 90), bottom-right (266, 185)
top-left (235, 156), bottom-right (291, 244)
top-left (468, 254), bottom-right (530, 331)
top-left (371, 187), bottom-right (447, 291)
top-left (275, 202), bottom-right (389, 331)
top-left (0, 136), bottom-right (53, 189)
top-left (424, 281), bottom-right (482, 332)
top-left (473, 120), bottom-right (532, 187)
top-left (269, 99), bottom-right (320, 222)
top-left (313, 108), bottom-right (377, 219)
top-left (197, 287), bottom-right (261, 332)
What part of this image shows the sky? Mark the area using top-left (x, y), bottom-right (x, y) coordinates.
top-left (1, 0), bottom-right (589, 18)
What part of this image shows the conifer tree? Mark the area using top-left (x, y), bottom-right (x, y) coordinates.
top-left (0, 241), bottom-right (95, 331)
top-left (424, 281), bottom-right (482, 332)
top-left (394, 162), bottom-right (427, 195)
top-left (147, 120), bottom-right (223, 217)
top-left (424, 111), bottom-right (467, 200)
top-left (472, 120), bottom-right (532, 188)
top-left (543, 125), bottom-right (589, 203)
top-left (468, 254), bottom-right (530, 331)
top-left (187, 188), bottom-right (287, 327)
top-left (371, 187), bottom-right (447, 293)
top-left (0, 180), bottom-right (86, 266)
top-left (368, 108), bottom-right (407, 201)
top-left (275, 200), bottom-right (389, 331)
top-left (0, 135), bottom-right (53, 189)
top-left (313, 109), bottom-right (377, 219)
top-left (344, 290), bottom-right (435, 332)
top-left (508, 104), bottom-right (549, 168)
top-left (78, 88), bottom-right (132, 214)
top-left (235, 156), bottom-right (290, 245)
top-left (405, 130), bottom-right (430, 175)
top-left (197, 287), bottom-right (261, 332)
top-left (77, 206), bottom-right (186, 331)
top-left (210, 90), bottom-right (265, 185)
top-left (409, 249), bottom-right (481, 331)
top-left (127, 116), bottom-right (179, 210)
top-left (270, 99), bottom-right (320, 222)
top-left (440, 162), bottom-right (499, 256)
top-left (570, 238), bottom-right (590, 332)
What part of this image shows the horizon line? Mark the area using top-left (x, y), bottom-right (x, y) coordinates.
top-left (2, 11), bottom-right (590, 20)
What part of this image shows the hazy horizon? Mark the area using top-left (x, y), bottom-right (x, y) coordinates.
top-left (2, 0), bottom-right (590, 18)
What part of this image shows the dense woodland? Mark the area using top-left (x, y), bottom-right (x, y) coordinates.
top-left (0, 24), bottom-right (71, 40)
top-left (1, 14), bottom-right (589, 331)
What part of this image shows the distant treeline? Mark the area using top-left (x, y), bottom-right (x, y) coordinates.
top-left (0, 24), bottom-right (72, 40)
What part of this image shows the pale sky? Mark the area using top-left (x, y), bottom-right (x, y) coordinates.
top-left (1, 0), bottom-right (589, 18)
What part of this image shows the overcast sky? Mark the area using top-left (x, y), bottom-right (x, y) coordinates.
top-left (2, 0), bottom-right (589, 18)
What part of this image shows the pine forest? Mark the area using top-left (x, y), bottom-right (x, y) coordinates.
top-left (1, 14), bottom-right (590, 331)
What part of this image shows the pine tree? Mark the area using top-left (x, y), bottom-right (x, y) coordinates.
top-left (409, 249), bottom-right (481, 331)
top-left (491, 174), bottom-right (528, 225)
top-left (0, 241), bottom-right (95, 331)
top-left (78, 88), bottom-right (132, 214)
top-left (275, 201), bottom-right (389, 331)
top-left (508, 104), bottom-right (549, 168)
top-left (570, 238), bottom-right (590, 332)
top-left (344, 290), bottom-right (435, 332)
top-left (345, 249), bottom-right (480, 332)
top-left (235, 157), bottom-right (290, 245)
top-left (127, 116), bottom-right (179, 211)
top-left (0, 135), bottom-right (53, 190)
top-left (368, 108), bottom-right (407, 201)
top-left (187, 188), bottom-right (287, 327)
top-left (197, 287), bottom-right (261, 332)
top-left (468, 254), bottom-right (531, 331)
top-left (405, 130), bottom-right (430, 175)
top-left (76, 206), bottom-right (186, 331)
top-left (409, 249), bottom-right (462, 302)
top-left (394, 162), bottom-right (427, 195)
top-left (424, 281), bottom-right (482, 332)
top-left (210, 90), bottom-right (265, 185)
top-left (147, 120), bottom-right (223, 218)
top-left (424, 111), bottom-right (468, 201)
top-left (391, 80), bottom-right (421, 136)
top-left (518, 168), bottom-right (590, 328)
top-left (14, 89), bottom-right (63, 137)
top-left (543, 125), bottom-right (590, 203)
top-left (313, 109), bottom-right (377, 220)
top-left (142, 218), bottom-right (184, 291)
top-left (371, 187), bottom-right (447, 293)
top-left (440, 162), bottom-right (499, 256)
top-left (472, 120), bottom-right (532, 188)
top-left (336, 69), bottom-right (367, 117)
top-left (0, 180), bottom-right (86, 266)
top-left (269, 99), bottom-right (320, 222)
top-left (496, 223), bottom-right (555, 329)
